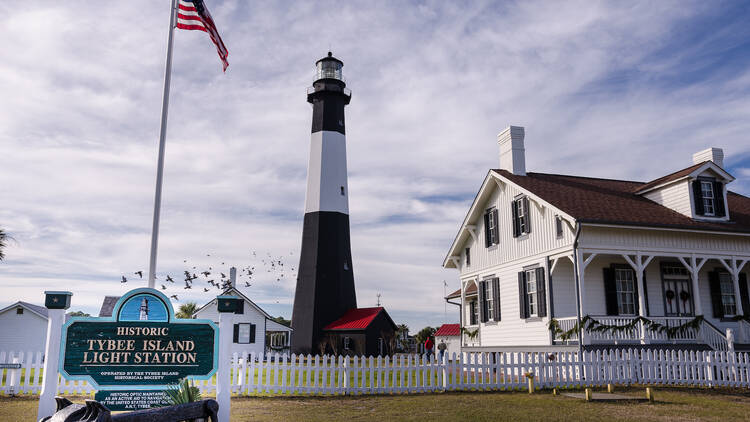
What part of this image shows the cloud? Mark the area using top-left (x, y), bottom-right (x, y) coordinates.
top-left (1, 0), bottom-right (749, 332)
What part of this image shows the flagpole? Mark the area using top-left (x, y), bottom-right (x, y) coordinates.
top-left (148, 0), bottom-right (178, 289)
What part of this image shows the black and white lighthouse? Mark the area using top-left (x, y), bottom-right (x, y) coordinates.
top-left (291, 52), bottom-right (358, 353)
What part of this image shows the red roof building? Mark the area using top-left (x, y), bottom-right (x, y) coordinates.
top-left (322, 307), bottom-right (398, 356)
top-left (434, 323), bottom-right (461, 337)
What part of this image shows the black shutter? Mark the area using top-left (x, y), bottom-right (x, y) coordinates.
top-left (603, 267), bottom-right (618, 316)
top-left (233, 324), bottom-right (239, 343)
top-left (523, 197), bottom-right (531, 234)
top-left (518, 272), bottom-right (528, 319)
top-left (633, 271), bottom-right (640, 316)
top-left (492, 209), bottom-right (500, 244)
top-left (250, 324), bottom-right (256, 343)
top-left (477, 281), bottom-right (486, 323)
top-left (492, 277), bottom-right (501, 321)
top-left (739, 273), bottom-right (749, 317)
top-left (511, 201), bottom-right (520, 238)
top-left (693, 180), bottom-right (705, 216)
top-left (713, 181), bottom-right (725, 217)
top-left (484, 212), bottom-right (491, 247)
top-left (235, 301), bottom-right (244, 314)
top-left (709, 271), bottom-right (724, 318)
top-left (536, 268), bottom-right (547, 317)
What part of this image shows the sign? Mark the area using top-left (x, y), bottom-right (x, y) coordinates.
top-left (95, 390), bottom-right (170, 411)
top-left (0, 363), bottom-right (22, 369)
top-left (60, 288), bottom-right (218, 390)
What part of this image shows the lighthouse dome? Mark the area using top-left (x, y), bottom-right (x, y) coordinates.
top-left (315, 52), bottom-right (344, 82)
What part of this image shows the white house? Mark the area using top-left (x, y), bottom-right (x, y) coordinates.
top-left (444, 126), bottom-right (750, 352)
top-left (194, 276), bottom-right (293, 358)
top-left (434, 324), bottom-right (461, 359)
top-left (0, 302), bottom-right (51, 353)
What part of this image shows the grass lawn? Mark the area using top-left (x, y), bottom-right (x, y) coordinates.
top-left (3, 387), bottom-right (750, 421)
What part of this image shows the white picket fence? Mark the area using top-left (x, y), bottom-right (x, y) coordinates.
top-left (4, 349), bottom-right (750, 396)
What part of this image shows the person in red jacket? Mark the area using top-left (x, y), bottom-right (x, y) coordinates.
top-left (424, 336), bottom-right (434, 361)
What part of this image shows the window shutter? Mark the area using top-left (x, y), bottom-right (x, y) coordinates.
top-left (739, 273), bottom-right (749, 316)
top-left (484, 212), bottom-right (491, 247)
top-left (603, 267), bottom-right (618, 316)
top-left (511, 201), bottom-right (520, 238)
top-left (523, 197), bottom-right (531, 233)
top-left (477, 281), bottom-right (486, 323)
top-left (492, 277), bottom-right (501, 321)
top-left (233, 324), bottom-right (239, 343)
top-left (518, 272), bottom-right (528, 319)
top-left (536, 268), bottom-right (547, 318)
top-left (692, 181), bottom-right (704, 216)
top-left (708, 271), bottom-right (724, 318)
top-left (713, 181), bottom-right (725, 217)
top-left (250, 324), bottom-right (256, 343)
top-left (492, 209), bottom-right (499, 243)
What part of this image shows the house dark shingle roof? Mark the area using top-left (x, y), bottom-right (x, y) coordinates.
top-left (634, 162), bottom-right (706, 193)
top-left (99, 296), bottom-right (121, 317)
top-left (495, 170), bottom-right (750, 234)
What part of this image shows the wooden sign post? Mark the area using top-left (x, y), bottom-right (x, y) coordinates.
top-left (37, 291), bottom-right (72, 420)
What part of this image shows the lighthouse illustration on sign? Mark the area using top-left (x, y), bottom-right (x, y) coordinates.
top-left (291, 52), bottom-right (357, 353)
top-left (139, 297), bottom-right (149, 321)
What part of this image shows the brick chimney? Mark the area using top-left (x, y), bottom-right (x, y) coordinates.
top-left (498, 126), bottom-right (526, 175)
top-left (692, 147), bottom-right (724, 168)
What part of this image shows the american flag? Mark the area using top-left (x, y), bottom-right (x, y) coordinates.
top-left (176, 0), bottom-right (229, 71)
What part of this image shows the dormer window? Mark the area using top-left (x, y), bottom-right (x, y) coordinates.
top-left (692, 178), bottom-right (725, 218)
top-left (700, 181), bottom-right (715, 216)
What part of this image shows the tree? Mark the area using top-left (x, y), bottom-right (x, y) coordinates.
top-left (175, 302), bottom-right (198, 319)
top-left (271, 316), bottom-right (291, 327)
top-left (415, 326), bottom-right (436, 346)
top-left (395, 324), bottom-right (410, 352)
top-left (67, 311), bottom-right (90, 317)
top-left (0, 228), bottom-right (8, 261)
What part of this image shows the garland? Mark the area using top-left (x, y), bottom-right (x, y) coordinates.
top-left (461, 327), bottom-right (479, 340)
top-left (548, 315), bottom-right (711, 341)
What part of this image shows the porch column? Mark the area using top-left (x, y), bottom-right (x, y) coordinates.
top-left (622, 253), bottom-right (654, 344)
top-left (460, 281), bottom-right (466, 347)
top-left (574, 252), bottom-right (597, 345)
top-left (678, 255), bottom-right (707, 316)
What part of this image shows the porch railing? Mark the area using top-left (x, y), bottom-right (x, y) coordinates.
top-left (554, 316), bottom-right (730, 350)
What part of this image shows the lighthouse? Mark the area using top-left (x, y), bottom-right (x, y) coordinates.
top-left (291, 52), bottom-right (357, 353)
top-left (139, 297), bottom-right (149, 321)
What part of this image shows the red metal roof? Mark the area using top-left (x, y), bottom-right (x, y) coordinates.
top-left (435, 323), bottom-right (461, 337)
top-left (324, 307), bottom-right (384, 330)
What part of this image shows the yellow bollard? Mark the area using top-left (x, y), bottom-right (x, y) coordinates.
top-left (527, 377), bottom-right (535, 394)
top-left (552, 388), bottom-right (558, 396)
top-left (646, 387), bottom-right (654, 402)
top-left (585, 388), bottom-right (592, 401)
top-left (607, 383), bottom-right (614, 393)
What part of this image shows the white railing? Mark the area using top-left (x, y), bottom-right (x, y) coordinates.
top-left (7, 348), bottom-right (750, 396)
top-left (700, 321), bottom-right (730, 352)
top-left (587, 317), bottom-right (643, 343)
top-left (647, 317), bottom-right (700, 343)
top-left (554, 317), bottom-right (579, 342)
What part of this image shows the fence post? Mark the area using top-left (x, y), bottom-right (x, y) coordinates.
top-left (37, 291), bottom-right (72, 421)
top-left (8, 355), bottom-right (20, 396)
top-left (727, 329), bottom-right (735, 353)
top-left (216, 295), bottom-right (240, 422)
top-left (343, 356), bottom-right (349, 395)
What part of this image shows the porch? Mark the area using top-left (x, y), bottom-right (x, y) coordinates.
top-left (549, 249), bottom-right (750, 351)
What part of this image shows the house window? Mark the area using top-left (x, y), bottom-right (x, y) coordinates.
top-left (526, 269), bottom-right (537, 317)
top-left (234, 323), bottom-right (255, 344)
top-left (469, 300), bottom-right (478, 325)
top-left (701, 181), bottom-right (715, 216)
top-left (343, 336), bottom-right (351, 350)
top-left (512, 196), bottom-right (531, 237)
top-left (465, 247), bottom-right (471, 267)
top-left (16, 308), bottom-right (23, 315)
top-left (719, 273), bottom-right (737, 316)
top-left (484, 208), bottom-right (499, 247)
top-left (555, 215), bottom-right (564, 238)
top-left (615, 268), bottom-right (636, 316)
top-left (482, 281), bottom-right (493, 322)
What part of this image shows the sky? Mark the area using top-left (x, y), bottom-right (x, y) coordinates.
top-left (2, 0), bottom-right (750, 333)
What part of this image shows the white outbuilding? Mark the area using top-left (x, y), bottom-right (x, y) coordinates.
top-left (0, 302), bottom-right (51, 354)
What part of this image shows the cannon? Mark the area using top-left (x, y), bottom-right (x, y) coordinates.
top-left (40, 396), bottom-right (219, 422)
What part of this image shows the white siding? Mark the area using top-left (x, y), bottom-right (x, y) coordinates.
top-left (0, 307), bottom-right (48, 353)
top-left (580, 226), bottom-right (750, 255)
top-left (550, 259), bottom-right (576, 318)
top-left (458, 182), bottom-right (574, 277)
top-left (643, 180), bottom-right (692, 217)
top-left (194, 299), bottom-right (268, 357)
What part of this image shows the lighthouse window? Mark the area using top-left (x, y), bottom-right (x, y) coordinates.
top-left (340, 186), bottom-right (345, 196)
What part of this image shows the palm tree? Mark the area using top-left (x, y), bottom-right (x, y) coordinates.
top-left (175, 302), bottom-right (198, 319)
top-left (0, 229), bottom-right (7, 261)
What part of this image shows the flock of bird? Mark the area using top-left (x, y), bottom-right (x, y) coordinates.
top-left (120, 250), bottom-right (296, 302)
